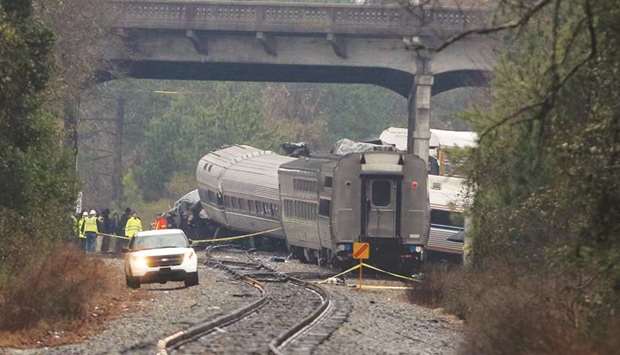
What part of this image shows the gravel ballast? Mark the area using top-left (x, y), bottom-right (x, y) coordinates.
top-left (247, 251), bottom-right (464, 355)
top-left (1, 249), bottom-right (463, 355)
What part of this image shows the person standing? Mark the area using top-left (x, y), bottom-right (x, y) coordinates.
top-left (117, 208), bottom-right (131, 236)
top-left (83, 209), bottom-right (99, 253)
top-left (115, 208), bottom-right (131, 253)
top-left (125, 211), bottom-right (143, 242)
top-left (154, 213), bottom-right (168, 230)
top-left (100, 209), bottom-right (114, 253)
top-left (79, 211), bottom-right (88, 251)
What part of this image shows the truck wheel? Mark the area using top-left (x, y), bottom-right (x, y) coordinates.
top-left (184, 272), bottom-right (199, 287)
top-left (126, 276), bottom-right (140, 289)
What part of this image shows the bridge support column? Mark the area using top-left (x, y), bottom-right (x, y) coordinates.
top-left (407, 58), bottom-right (433, 165)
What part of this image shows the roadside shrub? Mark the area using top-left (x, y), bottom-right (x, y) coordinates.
top-left (410, 261), bottom-right (619, 355)
top-left (0, 243), bottom-right (118, 331)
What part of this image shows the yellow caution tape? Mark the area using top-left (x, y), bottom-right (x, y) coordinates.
top-left (361, 262), bottom-right (421, 283)
top-left (316, 263), bottom-right (361, 284)
top-left (191, 227), bottom-right (282, 244)
top-left (97, 232), bottom-right (131, 240)
top-left (352, 285), bottom-right (415, 290)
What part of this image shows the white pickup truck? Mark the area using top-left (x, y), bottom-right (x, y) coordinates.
top-left (123, 229), bottom-right (198, 289)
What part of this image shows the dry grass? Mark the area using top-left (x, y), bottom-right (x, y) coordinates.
top-left (408, 264), bottom-right (469, 317)
top-left (0, 243), bottom-right (129, 346)
top-left (409, 262), bottom-right (619, 355)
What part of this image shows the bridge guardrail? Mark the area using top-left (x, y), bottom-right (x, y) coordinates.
top-left (110, 0), bottom-right (485, 37)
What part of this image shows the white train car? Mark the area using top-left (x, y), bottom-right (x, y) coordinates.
top-left (427, 175), bottom-right (468, 258)
top-left (196, 145), bottom-right (294, 238)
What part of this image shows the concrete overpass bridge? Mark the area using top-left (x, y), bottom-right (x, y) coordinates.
top-left (106, 0), bottom-right (497, 161)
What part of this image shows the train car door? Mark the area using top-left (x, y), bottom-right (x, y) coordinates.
top-left (362, 177), bottom-right (400, 239)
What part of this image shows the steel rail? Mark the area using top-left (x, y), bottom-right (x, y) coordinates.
top-left (156, 257), bottom-right (268, 355)
top-left (239, 251), bottom-right (335, 355)
top-left (159, 247), bottom-right (336, 355)
top-left (268, 276), bottom-right (332, 355)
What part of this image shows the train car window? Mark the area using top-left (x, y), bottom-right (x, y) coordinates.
top-left (268, 203), bottom-right (275, 217)
top-left (372, 180), bottom-right (391, 206)
top-left (231, 197), bottom-right (238, 209)
top-left (430, 209), bottom-right (465, 228)
top-left (263, 203), bottom-right (269, 215)
top-left (207, 190), bottom-right (216, 204)
top-left (324, 176), bottom-right (333, 187)
top-left (217, 192), bottom-right (224, 206)
top-left (224, 196), bottom-right (230, 208)
top-left (239, 199), bottom-right (246, 210)
top-left (293, 179), bottom-right (317, 193)
top-left (283, 200), bottom-right (291, 217)
top-left (255, 201), bottom-right (262, 216)
top-left (248, 200), bottom-right (255, 214)
top-left (319, 199), bottom-right (331, 217)
top-left (274, 204), bottom-right (280, 217)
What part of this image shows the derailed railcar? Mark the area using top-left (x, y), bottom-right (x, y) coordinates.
top-left (196, 145), bottom-right (292, 239)
top-left (426, 175), bottom-right (468, 263)
top-left (330, 152), bottom-right (429, 267)
top-left (196, 145), bottom-right (430, 269)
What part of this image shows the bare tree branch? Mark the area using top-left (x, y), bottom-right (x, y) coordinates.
top-left (434, 0), bottom-right (553, 52)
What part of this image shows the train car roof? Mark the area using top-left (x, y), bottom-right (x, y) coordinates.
top-left (279, 156), bottom-right (332, 173)
top-left (198, 145), bottom-right (265, 169)
top-left (380, 127), bottom-right (478, 150)
top-left (206, 147), bottom-right (295, 199)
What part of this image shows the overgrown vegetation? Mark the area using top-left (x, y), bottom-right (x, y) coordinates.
top-left (413, 1), bottom-right (620, 353)
top-left (0, 0), bottom-right (118, 335)
top-left (0, 244), bottom-right (118, 331)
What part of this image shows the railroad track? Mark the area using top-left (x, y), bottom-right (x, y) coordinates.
top-left (157, 248), bottom-right (349, 355)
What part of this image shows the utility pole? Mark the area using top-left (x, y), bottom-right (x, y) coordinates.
top-left (112, 96), bottom-right (125, 204)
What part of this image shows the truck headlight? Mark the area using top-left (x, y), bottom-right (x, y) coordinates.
top-left (131, 255), bottom-right (148, 270)
top-left (184, 250), bottom-right (195, 261)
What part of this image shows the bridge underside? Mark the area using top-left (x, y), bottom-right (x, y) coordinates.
top-left (105, 61), bottom-right (489, 97)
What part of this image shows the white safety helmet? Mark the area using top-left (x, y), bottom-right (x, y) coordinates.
top-left (82, 211), bottom-right (88, 217)
top-left (89, 209), bottom-right (96, 215)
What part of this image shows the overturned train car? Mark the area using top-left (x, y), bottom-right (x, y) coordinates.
top-left (196, 145), bottom-right (429, 267)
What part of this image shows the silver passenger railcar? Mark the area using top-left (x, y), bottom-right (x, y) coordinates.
top-left (196, 145), bottom-right (430, 268)
top-left (427, 175), bottom-right (468, 262)
top-left (196, 145), bottom-right (293, 239)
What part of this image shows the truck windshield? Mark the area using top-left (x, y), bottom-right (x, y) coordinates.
top-left (131, 232), bottom-right (188, 251)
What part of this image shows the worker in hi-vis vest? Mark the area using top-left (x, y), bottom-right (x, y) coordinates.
top-left (78, 211), bottom-right (88, 250)
top-left (83, 210), bottom-right (99, 253)
top-left (125, 211), bottom-right (143, 240)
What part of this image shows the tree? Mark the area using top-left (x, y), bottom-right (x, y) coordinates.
top-left (452, 0), bottom-right (619, 351)
top-left (33, 0), bottom-right (114, 163)
top-left (135, 82), bottom-right (289, 201)
top-left (0, 0), bottom-right (72, 212)
top-left (0, 0), bottom-right (76, 264)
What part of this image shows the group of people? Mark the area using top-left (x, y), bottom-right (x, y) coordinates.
top-left (72, 204), bottom-right (213, 253)
top-left (73, 208), bottom-right (143, 253)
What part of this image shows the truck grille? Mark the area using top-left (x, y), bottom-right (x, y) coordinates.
top-left (146, 254), bottom-right (184, 267)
